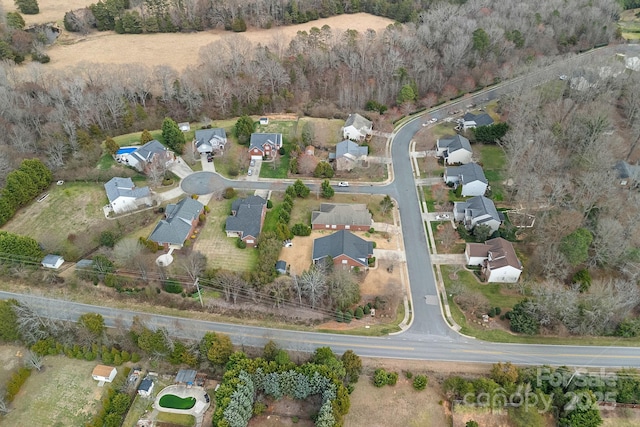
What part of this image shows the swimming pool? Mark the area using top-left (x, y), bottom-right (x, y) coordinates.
top-left (116, 147), bottom-right (137, 155)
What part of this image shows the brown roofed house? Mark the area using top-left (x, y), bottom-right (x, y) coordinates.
top-left (311, 203), bottom-right (373, 231)
top-left (464, 237), bottom-right (522, 283)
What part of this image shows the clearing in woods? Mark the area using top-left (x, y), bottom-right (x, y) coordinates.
top-left (1, 0), bottom-right (394, 71)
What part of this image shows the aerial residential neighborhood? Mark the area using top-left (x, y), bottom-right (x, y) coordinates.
top-left (0, 1), bottom-right (640, 427)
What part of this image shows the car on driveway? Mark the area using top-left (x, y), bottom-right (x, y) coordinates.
top-left (248, 169), bottom-right (252, 176)
top-left (337, 182), bottom-right (349, 187)
top-left (283, 239), bottom-right (293, 247)
top-left (250, 159), bottom-right (255, 166)
top-left (435, 214), bottom-right (450, 220)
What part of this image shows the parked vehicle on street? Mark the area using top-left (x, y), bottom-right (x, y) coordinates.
top-left (337, 182), bottom-right (349, 187)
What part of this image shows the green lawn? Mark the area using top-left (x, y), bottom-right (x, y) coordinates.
top-left (113, 129), bottom-right (164, 146)
top-left (479, 145), bottom-right (506, 201)
top-left (193, 197), bottom-right (258, 272)
top-left (159, 394), bottom-right (196, 409)
top-left (98, 153), bottom-right (117, 170)
top-left (422, 187), bottom-right (436, 212)
top-left (156, 412), bottom-right (196, 426)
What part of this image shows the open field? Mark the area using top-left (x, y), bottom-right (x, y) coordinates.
top-left (0, 346), bottom-right (27, 388)
top-left (1, 355), bottom-right (105, 427)
top-left (1, 181), bottom-right (158, 259)
top-left (5, 0), bottom-right (394, 71)
top-left (346, 368), bottom-right (447, 427)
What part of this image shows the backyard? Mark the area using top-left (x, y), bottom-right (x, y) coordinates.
top-left (1, 354), bottom-right (107, 426)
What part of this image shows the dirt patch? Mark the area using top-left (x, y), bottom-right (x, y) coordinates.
top-left (249, 395), bottom-right (320, 427)
top-left (346, 367), bottom-right (448, 427)
top-left (22, 8), bottom-right (393, 71)
top-left (0, 345), bottom-right (26, 386)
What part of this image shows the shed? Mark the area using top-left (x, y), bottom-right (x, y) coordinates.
top-left (259, 117), bottom-right (269, 125)
top-left (178, 122), bottom-right (191, 132)
top-left (276, 260), bottom-right (287, 274)
top-left (175, 369), bottom-right (197, 385)
top-left (42, 254), bottom-right (64, 269)
top-left (92, 365), bottom-right (117, 386)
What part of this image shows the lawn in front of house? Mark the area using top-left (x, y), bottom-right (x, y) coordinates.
top-left (1, 355), bottom-right (106, 427)
top-left (193, 196), bottom-right (258, 271)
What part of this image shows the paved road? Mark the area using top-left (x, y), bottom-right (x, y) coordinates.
top-left (5, 290), bottom-right (640, 368)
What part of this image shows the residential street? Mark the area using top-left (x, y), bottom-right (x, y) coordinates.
top-left (5, 44), bottom-right (640, 368)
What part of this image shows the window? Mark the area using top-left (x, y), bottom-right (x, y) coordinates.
top-left (342, 259), bottom-right (348, 264)
top-left (247, 239), bottom-right (254, 244)
top-left (331, 225), bottom-right (337, 229)
top-left (345, 225), bottom-right (350, 229)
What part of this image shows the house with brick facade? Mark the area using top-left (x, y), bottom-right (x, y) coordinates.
top-left (124, 140), bottom-right (174, 173)
top-left (148, 197), bottom-right (203, 250)
top-left (312, 230), bottom-right (374, 268)
top-left (249, 133), bottom-right (282, 159)
top-left (225, 195), bottom-right (267, 247)
top-left (311, 203), bottom-right (372, 231)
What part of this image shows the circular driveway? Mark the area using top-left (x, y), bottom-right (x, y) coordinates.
top-left (181, 172), bottom-right (222, 195)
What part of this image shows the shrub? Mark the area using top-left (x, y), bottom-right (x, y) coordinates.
top-left (494, 307), bottom-right (501, 315)
top-left (488, 307), bottom-right (496, 318)
top-left (253, 401), bottom-right (266, 415)
top-left (354, 306), bottom-right (364, 319)
top-left (373, 369), bottom-right (388, 387)
top-left (266, 199), bottom-right (273, 209)
top-left (363, 305), bottom-right (371, 315)
top-left (5, 367), bottom-right (31, 401)
top-left (386, 371), bottom-right (398, 386)
top-left (291, 223), bottom-right (311, 236)
top-left (223, 187), bottom-right (236, 199)
top-left (405, 371), bottom-right (413, 379)
top-left (413, 375), bottom-right (428, 390)
top-left (163, 279), bottom-right (183, 294)
top-left (343, 309), bottom-right (353, 323)
top-left (15, 0), bottom-right (39, 15)
top-left (236, 238), bottom-right (247, 249)
top-left (99, 230), bottom-right (118, 248)
top-left (335, 309), bottom-right (343, 323)
top-left (368, 257), bottom-right (376, 267)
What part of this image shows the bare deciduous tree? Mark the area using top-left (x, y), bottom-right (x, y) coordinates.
top-left (299, 265), bottom-right (328, 309)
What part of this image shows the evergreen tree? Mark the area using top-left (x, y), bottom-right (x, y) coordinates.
top-left (321, 179), bottom-right (334, 198)
top-left (15, 0), bottom-right (39, 15)
top-left (234, 115), bottom-right (255, 145)
top-left (161, 117), bottom-right (185, 154)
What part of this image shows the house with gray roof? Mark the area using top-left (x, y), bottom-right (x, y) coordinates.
top-left (225, 195), bottom-right (267, 247)
top-left (124, 140), bottom-right (174, 173)
top-left (104, 177), bottom-right (152, 215)
top-left (461, 112), bottom-right (494, 130)
top-left (465, 237), bottom-right (522, 283)
top-left (436, 135), bottom-right (473, 165)
top-left (148, 197), bottom-right (204, 250)
top-left (444, 163), bottom-right (488, 197)
top-left (249, 133), bottom-right (282, 159)
top-left (615, 160), bottom-right (640, 188)
top-left (342, 113), bottom-right (373, 141)
top-left (193, 128), bottom-right (227, 154)
top-left (311, 203), bottom-right (373, 231)
top-left (330, 140), bottom-right (369, 171)
top-left (453, 196), bottom-right (502, 233)
top-left (312, 230), bottom-right (374, 268)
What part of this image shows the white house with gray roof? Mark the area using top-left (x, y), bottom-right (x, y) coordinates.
top-left (453, 196), bottom-right (502, 233)
top-left (104, 177), bottom-right (152, 215)
top-left (311, 203), bottom-right (372, 231)
top-left (148, 197), bottom-right (204, 250)
top-left (342, 113), bottom-right (372, 141)
top-left (124, 140), bottom-right (174, 173)
top-left (436, 135), bottom-right (473, 165)
top-left (444, 163), bottom-right (488, 197)
top-left (331, 140), bottom-right (368, 171)
top-left (193, 128), bottom-right (227, 154)
top-left (615, 160), bottom-right (640, 188)
top-left (225, 195), bottom-right (267, 247)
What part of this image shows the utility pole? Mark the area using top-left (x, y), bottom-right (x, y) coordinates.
top-left (194, 277), bottom-right (203, 307)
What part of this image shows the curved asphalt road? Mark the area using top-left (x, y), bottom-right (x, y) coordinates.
top-left (4, 44), bottom-right (640, 368)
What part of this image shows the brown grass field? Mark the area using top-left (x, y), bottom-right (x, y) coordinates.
top-left (1, 0), bottom-right (394, 71)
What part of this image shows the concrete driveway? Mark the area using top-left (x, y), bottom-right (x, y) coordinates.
top-left (169, 157), bottom-right (194, 179)
top-left (200, 154), bottom-right (216, 172)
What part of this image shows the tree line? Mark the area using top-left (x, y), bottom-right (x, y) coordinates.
top-left (0, 159), bottom-right (51, 226)
top-left (0, 1), bottom-right (620, 185)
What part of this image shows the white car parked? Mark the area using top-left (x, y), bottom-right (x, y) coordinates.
top-left (435, 214), bottom-right (450, 220)
top-left (337, 182), bottom-right (349, 187)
